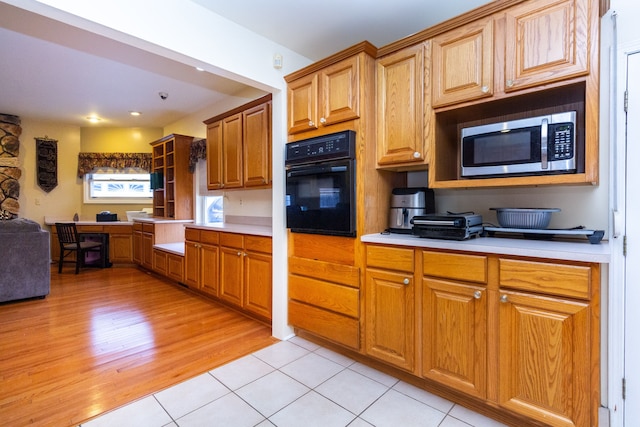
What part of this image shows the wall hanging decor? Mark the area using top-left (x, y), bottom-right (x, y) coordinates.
top-left (35, 136), bottom-right (58, 193)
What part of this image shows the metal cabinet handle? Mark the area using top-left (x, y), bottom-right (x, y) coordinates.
top-left (320, 117), bottom-right (327, 124)
top-left (506, 79), bottom-right (514, 88)
top-left (237, 251), bottom-right (242, 256)
top-left (481, 85), bottom-right (489, 93)
top-left (474, 290), bottom-right (482, 299)
top-left (308, 121), bottom-right (315, 127)
top-left (413, 152), bottom-right (421, 159)
top-left (403, 278), bottom-right (410, 285)
top-left (500, 294), bottom-right (509, 303)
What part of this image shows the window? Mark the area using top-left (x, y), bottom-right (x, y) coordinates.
top-left (203, 196), bottom-right (223, 224)
top-left (83, 171), bottom-right (153, 204)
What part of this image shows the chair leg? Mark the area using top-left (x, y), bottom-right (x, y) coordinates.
top-left (75, 250), bottom-right (81, 274)
top-left (58, 252), bottom-right (63, 274)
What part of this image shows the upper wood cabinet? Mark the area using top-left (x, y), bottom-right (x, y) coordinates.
top-left (243, 102), bottom-right (272, 188)
top-left (287, 56), bottom-right (360, 135)
top-left (376, 42), bottom-right (430, 167)
top-left (502, 0), bottom-right (590, 92)
top-left (204, 95), bottom-right (272, 190)
top-left (150, 134), bottom-right (194, 219)
top-left (431, 0), bottom-right (589, 108)
top-left (431, 17), bottom-right (493, 108)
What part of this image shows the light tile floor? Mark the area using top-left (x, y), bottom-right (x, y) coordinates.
top-left (81, 337), bottom-right (508, 427)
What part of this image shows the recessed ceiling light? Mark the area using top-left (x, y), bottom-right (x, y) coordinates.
top-left (86, 116), bottom-right (101, 123)
top-left (129, 111), bottom-right (142, 116)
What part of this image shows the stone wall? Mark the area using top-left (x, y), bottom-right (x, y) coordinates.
top-left (0, 114), bottom-right (21, 219)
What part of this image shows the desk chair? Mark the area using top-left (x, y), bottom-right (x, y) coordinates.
top-left (55, 223), bottom-right (103, 274)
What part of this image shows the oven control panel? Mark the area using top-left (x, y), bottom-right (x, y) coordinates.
top-left (285, 130), bottom-right (355, 165)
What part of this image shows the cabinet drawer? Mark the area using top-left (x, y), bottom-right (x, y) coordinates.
top-left (289, 256), bottom-right (360, 288)
top-left (289, 300), bottom-right (359, 350)
top-left (423, 251), bottom-right (487, 284)
top-left (103, 225), bottom-right (132, 234)
top-left (133, 222), bottom-right (143, 231)
top-left (245, 235), bottom-right (271, 253)
top-left (184, 228), bottom-right (200, 242)
top-left (200, 229), bottom-right (219, 245)
top-left (142, 223), bottom-right (155, 233)
top-left (289, 274), bottom-right (359, 318)
top-left (77, 225), bottom-right (104, 233)
top-left (220, 232), bottom-right (243, 248)
top-left (499, 258), bottom-right (591, 300)
top-left (366, 245), bottom-right (414, 273)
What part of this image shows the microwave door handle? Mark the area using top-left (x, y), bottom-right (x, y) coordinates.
top-left (541, 118), bottom-right (549, 169)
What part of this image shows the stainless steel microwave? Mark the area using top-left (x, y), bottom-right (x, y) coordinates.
top-left (460, 111), bottom-right (577, 178)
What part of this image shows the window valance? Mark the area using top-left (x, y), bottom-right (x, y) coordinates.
top-left (77, 153), bottom-right (152, 177)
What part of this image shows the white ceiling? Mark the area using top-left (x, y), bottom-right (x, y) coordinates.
top-left (0, 0), bottom-right (491, 128)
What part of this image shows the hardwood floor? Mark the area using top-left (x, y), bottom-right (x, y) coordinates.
top-left (0, 266), bottom-right (277, 427)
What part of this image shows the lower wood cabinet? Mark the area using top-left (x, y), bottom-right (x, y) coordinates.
top-left (51, 224), bottom-right (133, 264)
top-left (184, 228), bottom-right (220, 296)
top-left (185, 227), bottom-right (272, 321)
top-left (153, 248), bottom-right (184, 283)
top-left (364, 245), bottom-right (415, 372)
top-left (422, 251), bottom-right (488, 398)
top-left (496, 258), bottom-right (597, 427)
top-left (361, 243), bottom-right (600, 427)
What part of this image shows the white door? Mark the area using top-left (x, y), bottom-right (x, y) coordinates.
top-left (625, 50), bottom-right (640, 426)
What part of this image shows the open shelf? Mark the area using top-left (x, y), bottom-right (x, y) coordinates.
top-left (429, 82), bottom-right (594, 189)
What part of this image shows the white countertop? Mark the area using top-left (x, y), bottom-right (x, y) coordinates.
top-left (361, 232), bottom-right (611, 264)
top-left (154, 242), bottom-right (185, 256)
top-left (187, 222), bottom-right (272, 237)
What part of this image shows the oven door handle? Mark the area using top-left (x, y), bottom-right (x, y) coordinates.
top-left (287, 165), bottom-right (347, 177)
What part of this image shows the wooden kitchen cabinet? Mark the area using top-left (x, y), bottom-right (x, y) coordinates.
top-left (287, 55), bottom-right (360, 135)
top-left (502, 0), bottom-right (590, 93)
top-left (431, 16), bottom-right (493, 108)
top-left (243, 101), bottom-right (271, 188)
top-left (422, 251), bottom-right (488, 399)
top-left (216, 231), bottom-right (273, 320)
top-left (133, 221), bottom-right (187, 272)
top-left (150, 134), bottom-right (194, 219)
top-left (132, 223), bottom-right (142, 264)
top-left (496, 258), bottom-right (597, 427)
top-left (104, 225), bottom-right (133, 263)
top-left (288, 233), bottom-right (361, 349)
top-left (204, 95), bottom-right (272, 190)
top-left (184, 228), bottom-right (219, 295)
top-left (152, 248), bottom-right (184, 283)
top-left (376, 42), bottom-right (430, 167)
top-left (365, 245), bottom-right (416, 372)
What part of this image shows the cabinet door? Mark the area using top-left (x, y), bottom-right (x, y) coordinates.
top-left (167, 253), bottom-right (184, 283)
top-left (201, 243), bottom-right (219, 297)
top-left (503, 0), bottom-right (589, 92)
top-left (184, 241), bottom-right (200, 288)
top-left (422, 278), bottom-right (487, 398)
top-left (376, 43), bottom-right (428, 166)
top-left (132, 230), bottom-right (142, 264)
top-left (498, 290), bottom-right (591, 427)
top-left (320, 55), bottom-right (360, 126)
top-left (222, 113), bottom-right (243, 189)
top-left (243, 102), bottom-right (271, 188)
top-left (431, 17), bottom-right (493, 107)
top-left (219, 246), bottom-right (243, 307)
top-left (142, 232), bottom-right (154, 269)
top-left (287, 73), bottom-right (318, 134)
top-left (244, 251), bottom-right (272, 320)
top-left (365, 268), bottom-right (415, 371)
top-left (206, 120), bottom-right (223, 190)
top-left (110, 234), bottom-right (132, 263)
top-left (152, 249), bottom-right (167, 275)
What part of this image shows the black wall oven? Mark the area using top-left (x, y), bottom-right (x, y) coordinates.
top-left (285, 130), bottom-right (356, 237)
